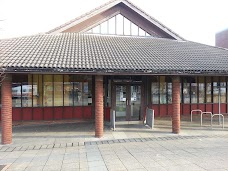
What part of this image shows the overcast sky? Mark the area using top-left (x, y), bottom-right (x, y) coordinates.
top-left (0, 0), bottom-right (227, 46)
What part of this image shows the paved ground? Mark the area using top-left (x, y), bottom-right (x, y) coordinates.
top-left (0, 116), bottom-right (228, 171)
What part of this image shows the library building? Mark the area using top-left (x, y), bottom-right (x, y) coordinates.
top-left (1, 0), bottom-right (228, 144)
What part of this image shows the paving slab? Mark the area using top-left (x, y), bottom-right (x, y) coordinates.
top-left (0, 118), bottom-right (228, 170)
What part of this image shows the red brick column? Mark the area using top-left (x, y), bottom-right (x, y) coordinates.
top-left (172, 76), bottom-right (180, 134)
top-left (95, 75), bottom-right (103, 138)
top-left (1, 74), bottom-right (12, 144)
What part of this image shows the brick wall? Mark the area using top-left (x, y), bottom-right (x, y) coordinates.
top-left (172, 76), bottom-right (180, 134)
top-left (95, 75), bottom-right (103, 138)
top-left (1, 75), bottom-right (12, 144)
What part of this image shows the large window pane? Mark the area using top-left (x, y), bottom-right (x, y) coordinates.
top-left (100, 21), bottom-right (108, 34)
top-left (146, 32), bottom-right (151, 37)
top-left (160, 76), bottom-right (166, 104)
top-left (139, 28), bottom-right (146, 36)
top-left (92, 25), bottom-right (100, 34)
top-left (124, 17), bottom-right (130, 35)
top-left (131, 23), bottom-right (138, 36)
top-left (74, 82), bottom-right (82, 106)
top-left (198, 77), bottom-right (205, 103)
top-left (54, 75), bottom-right (63, 106)
top-left (116, 14), bottom-right (123, 35)
top-left (64, 75), bottom-right (73, 106)
top-left (151, 77), bottom-right (159, 104)
top-left (108, 17), bottom-right (116, 34)
top-left (206, 77), bottom-right (211, 103)
top-left (167, 83), bottom-right (172, 104)
top-left (22, 74), bottom-right (32, 107)
top-left (220, 77), bottom-right (226, 103)
top-left (213, 77), bottom-right (219, 103)
top-left (43, 75), bottom-right (53, 107)
top-left (12, 82), bottom-right (21, 107)
top-left (183, 78), bottom-right (190, 103)
top-left (191, 77), bottom-right (198, 104)
top-left (33, 75), bottom-right (42, 107)
top-left (82, 76), bottom-right (92, 106)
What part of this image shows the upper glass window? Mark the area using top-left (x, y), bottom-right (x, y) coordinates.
top-left (85, 14), bottom-right (151, 37)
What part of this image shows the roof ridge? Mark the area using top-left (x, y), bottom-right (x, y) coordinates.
top-left (121, 0), bottom-right (184, 40)
top-left (46, 0), bottom-right (184, 40)
top-left (46, 0), bottom-right (120, 34)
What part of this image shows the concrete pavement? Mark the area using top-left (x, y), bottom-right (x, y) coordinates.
top-left (0, 116), bottom-right (228, 170)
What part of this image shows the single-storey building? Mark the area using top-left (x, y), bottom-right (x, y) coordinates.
top-left (1, 0), bottom-right (228, 144)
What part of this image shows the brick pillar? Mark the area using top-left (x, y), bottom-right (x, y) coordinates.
top-left (1, 74), bottom-right (12, 144)
top-left (95, 75), bottom-right (103, 138)
top-left (172, 76), bottom-right (180, 134)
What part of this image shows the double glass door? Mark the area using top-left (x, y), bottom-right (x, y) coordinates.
top-left (115, 85), bottom-right (141, 121)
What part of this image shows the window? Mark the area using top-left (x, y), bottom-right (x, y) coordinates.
top-left (220, 77), bottom-right (226, 103)
top-left (54, 75), bottom-right (63, 106)
top-left (183, 78), bottom-right (190, 103)
top-left (116, 14), bottom-right (123, 35)
top-left (92, 25), bottom-right (100, 34)
top-left (191, 77), bottom-right (198, 104)
top-left (151, 77), bottom-right (159, 104)
top-left (166, 77), bottom-right (172, 104)
top-left (73, 82), bottom-right (83, 106)
top-left (206, 77), bottom-right (212, 103)
top-left (12, 75), bottom-right (30, 107)
top-left (12, 83), bottom-right (22, 107)
top-left (82, 76), bottom-right (92, 106)
top-left (86, 14), bottom-right (151, 37)
top-left (213, 77), bottom-right (219, 103)
top-left (100, 21), bottom-right (108, 34)
top-left (160, 76), bottom-right (166, 104)
top-left (43, 75), bottom-right (53, 107)
top-left (124, 18), bottom-right (131, 35)
top-left (139, 28), bottom-right (146, 36)
top-left (198, 77), bottom-right (205, 103)
top-left (11, 74), bottom-right (94, 108)
top-left (22, 74), bottom-right (32, 107)
top-left (108, 17), bottom-right (116, 34)
top-left (131, 23), bottom-right (138, 36)
top-left (64, 75), bottom-right (73, 106)
top-left (33, 75), bottom-right (43, 107)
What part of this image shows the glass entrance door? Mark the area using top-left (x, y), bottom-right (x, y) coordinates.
top-left (115, 85), bottom-right (141, 121)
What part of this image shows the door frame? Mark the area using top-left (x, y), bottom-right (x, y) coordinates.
top-left (111, 82), bottom-right (143, 121)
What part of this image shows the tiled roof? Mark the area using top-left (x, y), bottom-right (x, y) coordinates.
top-left (1, 33), bottom-right (228, 75)
top-left (47, 0), bottom-right (184, 40)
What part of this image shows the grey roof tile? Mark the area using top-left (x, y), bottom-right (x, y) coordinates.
top-left (1, 33), bottom-right (228, 74)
